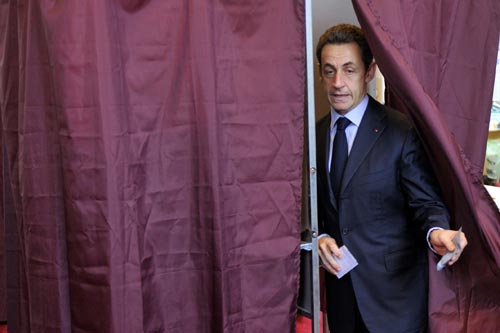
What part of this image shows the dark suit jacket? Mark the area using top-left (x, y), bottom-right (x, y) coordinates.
top-left (316, 97), bottom-right (450, 332)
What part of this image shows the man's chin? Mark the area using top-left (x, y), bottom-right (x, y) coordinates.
top-left (329, 102), bottom-right (351, 114)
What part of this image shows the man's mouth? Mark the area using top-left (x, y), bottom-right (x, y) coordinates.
top-left (329, 93), bottom-right (350, 100)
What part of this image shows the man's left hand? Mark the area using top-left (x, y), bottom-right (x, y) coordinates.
top-left (430, 229), bottom-right (468, 266)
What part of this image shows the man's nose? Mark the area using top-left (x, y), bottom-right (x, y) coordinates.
top-left (331, 73), bottom-right (344, 88)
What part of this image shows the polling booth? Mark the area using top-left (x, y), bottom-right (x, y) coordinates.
top-left (0, 1), bottom-right (499, 332)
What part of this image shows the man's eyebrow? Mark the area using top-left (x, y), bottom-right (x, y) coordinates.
top-left (341, 61), bottom-right (356, 67)
top-left (322, 61), bottom-right (357, 68)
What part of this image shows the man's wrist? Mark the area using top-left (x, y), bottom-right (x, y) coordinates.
top-left (427, 227), bottom-right (444, 253)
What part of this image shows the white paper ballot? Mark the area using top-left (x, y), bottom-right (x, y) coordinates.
top-left (437, 227), bottom-right (463, 271)
top-left (300, 242), bottom-right (312, 251)
top-left (334, 245), bottom-right (359, 279)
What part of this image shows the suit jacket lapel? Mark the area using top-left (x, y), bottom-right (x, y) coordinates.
top-left (317, 114), bottom-right (338, 208)
top-left (341, 97), bottom-right (387, 193)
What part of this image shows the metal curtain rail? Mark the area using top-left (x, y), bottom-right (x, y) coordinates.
top-left (304, 0), bottom-right (321, 332)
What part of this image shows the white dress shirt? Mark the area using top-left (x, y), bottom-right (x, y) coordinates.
top-left (328, 95), bottom-right (369, 171)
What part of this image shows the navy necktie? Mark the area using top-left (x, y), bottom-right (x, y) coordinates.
top-left (330, 117), bottom-right (351, 202)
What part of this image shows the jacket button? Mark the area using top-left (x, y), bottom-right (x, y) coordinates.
top-left (342, 228), bottom-right (349, 235)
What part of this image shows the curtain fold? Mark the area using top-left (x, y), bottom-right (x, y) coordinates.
top-left (352, 0), bottom-right (500, 331)
top-left (0, 1), bottom-right (9, 324)
top-left (0, 146), bottom-right (4, 324)
top-left (0, 1), bottom-right (305, 332)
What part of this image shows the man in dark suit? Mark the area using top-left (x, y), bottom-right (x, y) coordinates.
top-left (315, 24), bottom-right (468, 333)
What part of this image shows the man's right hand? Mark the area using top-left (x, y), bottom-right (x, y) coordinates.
top-left (318, 236), bottom-right (343, 275)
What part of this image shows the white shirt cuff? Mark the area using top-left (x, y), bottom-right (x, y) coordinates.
top-left (318, 233), bottom-right (330, 239)
top-left (427, 227), bottom-right (444, 254)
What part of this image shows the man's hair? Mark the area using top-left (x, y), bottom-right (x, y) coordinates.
top-left (316, 24), bottom-right (373, 71)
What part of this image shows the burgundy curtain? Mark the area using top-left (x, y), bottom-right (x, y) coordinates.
top-left (352, 0), bottom-right (500, 332)
top-left (0, 1), bottom-right (305, 332)
top-left (0, 143), bottom-right (4, 324)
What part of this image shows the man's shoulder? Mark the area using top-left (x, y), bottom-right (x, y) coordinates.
top-left (370, 99), bottom-right (413, 130)
top-left (317, 111), bottom-right (331, 123)
top-left (385, 107), bottom-right (412, 127)
top-left (316, 112), bottom-right (331, 129)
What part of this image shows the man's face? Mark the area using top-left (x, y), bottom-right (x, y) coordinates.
top-left (319, 42), bottom-right (375, 115)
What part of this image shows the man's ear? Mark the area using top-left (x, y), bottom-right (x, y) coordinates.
top-left (318, 62), bottom-right (323, 81)
top-left (365, 61), bottom-right (376, 82)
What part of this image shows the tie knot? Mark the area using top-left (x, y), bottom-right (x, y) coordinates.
top-left (336, 117), bottom-right (351, 131)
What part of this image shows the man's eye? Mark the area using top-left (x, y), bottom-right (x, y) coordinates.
top-left (345, 69), bottom-right (355, 75)
top-left (323, 70), bottom-right (335, 77)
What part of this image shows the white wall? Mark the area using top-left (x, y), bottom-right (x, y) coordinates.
top-left (312, 0), bottom-right (359, 42)
top-left (493, 44), bottom-right (500, 102)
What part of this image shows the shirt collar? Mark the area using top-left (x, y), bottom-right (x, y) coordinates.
top-left (330, 95), bottom-right (369, 130)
